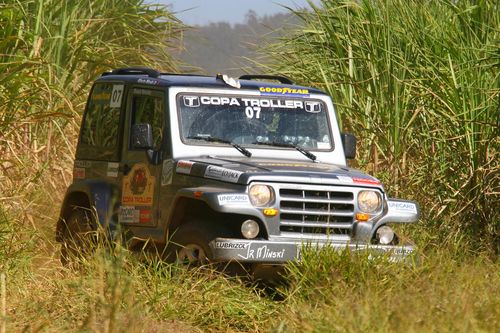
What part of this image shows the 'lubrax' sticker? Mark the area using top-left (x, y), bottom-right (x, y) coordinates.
top-left (204, 165), bottom-right (242, 183)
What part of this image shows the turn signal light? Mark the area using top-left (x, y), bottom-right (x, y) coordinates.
top-left (263, 208), bottom-right (278, 216)
top-left (356, 213), bottom-right (370, 221)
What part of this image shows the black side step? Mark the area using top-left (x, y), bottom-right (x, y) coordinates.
top-left (239, 74), bottom-right (294, 85)
top-left (102, 67), bottom-right (161, 78)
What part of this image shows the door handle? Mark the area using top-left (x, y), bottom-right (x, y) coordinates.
top-left (119, 164), bottom-right (131, 175)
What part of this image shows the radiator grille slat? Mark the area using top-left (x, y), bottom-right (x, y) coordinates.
top-left (279, 188), bottom-right (355, 236)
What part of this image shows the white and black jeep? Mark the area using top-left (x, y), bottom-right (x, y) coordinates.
top-left (56, 67), bottom-right (419, 271)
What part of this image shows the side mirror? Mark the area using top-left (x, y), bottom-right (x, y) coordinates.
top-left (131, 123), bottom-right (153, 149)
top-left (341, 133), bottom-right (356, 159)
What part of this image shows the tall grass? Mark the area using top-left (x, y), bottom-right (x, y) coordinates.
top-left (3, 236), bottom-right (499, 332)
top-left (0, 0), bottom-right (183, 211)
top-left (265, 0), bottom-right (499, 252)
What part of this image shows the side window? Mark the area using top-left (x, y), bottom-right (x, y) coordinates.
top-left (131, 89), bottom-right (165, 150)
top-left (78, 83), bottom-right (124, 160)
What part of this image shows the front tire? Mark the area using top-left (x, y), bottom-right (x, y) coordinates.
top-left (168, 223), bottom-right (215, 266)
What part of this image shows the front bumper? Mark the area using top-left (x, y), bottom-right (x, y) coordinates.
top-left (210, 238), bottom-right (415, 263)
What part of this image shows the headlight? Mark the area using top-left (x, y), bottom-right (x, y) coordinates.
top-left (249, 184), bottom-right (274, 207)
top-left (357, 190), bottom-right (381, 213)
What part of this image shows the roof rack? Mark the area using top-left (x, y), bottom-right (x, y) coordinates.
top-left (102, 67), bottom-right (161, 78)
top-left (239, 74), bottom-right (294, 85)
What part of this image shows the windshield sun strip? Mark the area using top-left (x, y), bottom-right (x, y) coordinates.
top-left (175, 91), bottom-right (335, 152)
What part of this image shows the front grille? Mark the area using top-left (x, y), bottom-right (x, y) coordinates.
top-left (279, 188), bottom-right (355, 236)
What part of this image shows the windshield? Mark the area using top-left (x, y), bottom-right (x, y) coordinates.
top-left (177, 93), bottom-right (332, 150)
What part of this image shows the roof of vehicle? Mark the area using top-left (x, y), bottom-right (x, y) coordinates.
top-left (96, 67), bottom-right (328, 95)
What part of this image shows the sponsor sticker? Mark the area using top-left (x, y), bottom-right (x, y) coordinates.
top-left (214, 242), bottom-right (248, 249)
top-left (238, 245), bottom-right (287, 260)
top-left (336, 175), bottom-right (353, 183)
top-left (91, 92), bottom-right (111, 104)
top-left (133, 88), bottom-right (152, 95)
top-left (388, 201), bottom-right (418, 214)
top-left (73, 167), bottom-right (85, 179)
top-left (317, 142), bottom-right (330, 149)
top-left (305, 101), bottom-right (322, 113)
top-left (110, 84), bottom-right (124, 108)
top-left (122, 164), bottom-right (155, 206)
top-left (217, 194), bottom-right (250, 206)
top-left (139, 209), bottom-right (152, 223)
top-left (259, 86), bottom-right (310, 97)
top-left (176, 160), bottom-right (194, 175)
top-left (391, 247), bottom-right (414, 255)
top-left (161, 160), bottom-right (174, 185)
top-left (179, 94), bottom-right (306, 110)
top-left (137, 78), bottom-right (158, 85)
top-left (119, 206), bottom-right (140, 223)
top-left (204, 165), bottom-right (242, 183)
top-left (352, 177), bottom-right (381, 185)
top-left (183, 95), bottom-right (201, 107)
top-left (107, 162), bottom-right (119, 178)
top-left (74, 160), bottom-right (91, 168)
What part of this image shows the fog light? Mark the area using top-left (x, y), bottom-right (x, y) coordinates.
top-left (376, 225), bottom-right (395, 245)
top-left (241, 219), bottom-right (259, 239)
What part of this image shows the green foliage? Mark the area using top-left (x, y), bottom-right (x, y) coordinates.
top-left (272, 246), bottom-right (500, 333)
top-left (4, 238), bottom-right (499, 332)
top-left (265, 0), bottom-right (499, 252)
top-left (0, 0), bottom-right (183, 194)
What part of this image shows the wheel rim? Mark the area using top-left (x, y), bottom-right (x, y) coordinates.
top-left (177, 243), bottom-right (207, 265)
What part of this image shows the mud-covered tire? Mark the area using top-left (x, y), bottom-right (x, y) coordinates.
top-left (167, 223), bottom-right (215, 266)
top-left (60, 208), bottom-right (95, 267)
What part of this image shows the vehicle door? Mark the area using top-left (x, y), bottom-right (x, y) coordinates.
top-left (75, 82), bottom-right (126, 231)
top-left (118, 86), bottom-right (166, 227)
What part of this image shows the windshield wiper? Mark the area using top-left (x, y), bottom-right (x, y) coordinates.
top-left (187, 136), bottom-right (252, 158)
top-left (252, 141), bottom-right (317, 162)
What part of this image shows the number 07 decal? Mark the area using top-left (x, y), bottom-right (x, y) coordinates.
top-left (110, 84), bottom-right (124, 108)
top-left (245, 106), bottom-right (261, 119)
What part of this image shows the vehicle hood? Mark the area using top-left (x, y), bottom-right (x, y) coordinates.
top-left (174, 156), bottom-right (383, 189)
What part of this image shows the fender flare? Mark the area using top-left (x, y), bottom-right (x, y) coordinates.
top-left (56, 180), bottom-right (120, 242)
top-left (165, 187), bottom-right (269, 238)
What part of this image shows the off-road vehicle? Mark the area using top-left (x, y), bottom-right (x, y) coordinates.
top-left (56, 67), bottom-right (419, 272)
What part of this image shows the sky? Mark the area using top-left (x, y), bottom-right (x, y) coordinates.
top-left (152, 0), bottom-right (321, 25)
